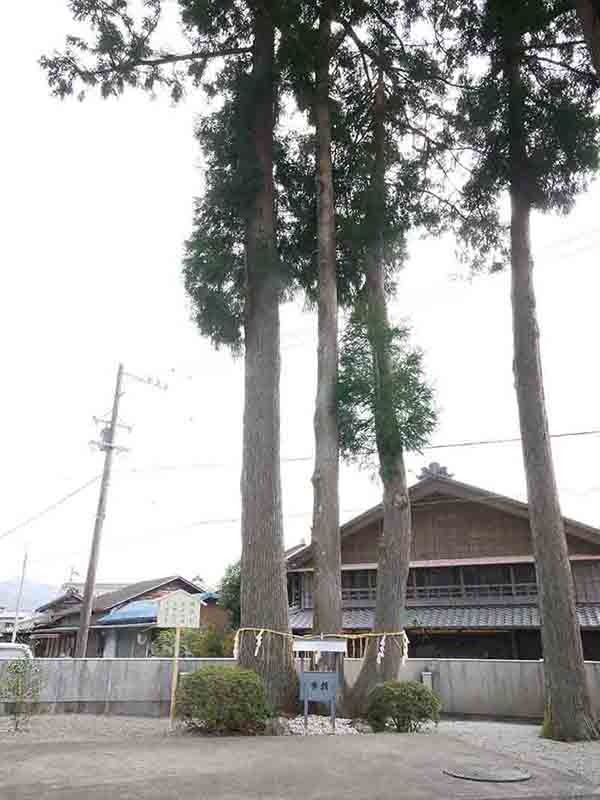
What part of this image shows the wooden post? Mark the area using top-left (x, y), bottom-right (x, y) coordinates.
top-left (169, 626), bottom-right (181, 732)
top-left (304, 696), bottom-right (309, 734)
top-left (331, 697), bottom-right (336, 734)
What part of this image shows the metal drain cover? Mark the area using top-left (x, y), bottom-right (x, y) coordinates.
top-left (443, 766), bottom-right (531, 783)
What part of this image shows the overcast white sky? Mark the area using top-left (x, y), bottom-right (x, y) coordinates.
top-left (1, 2), bottom-right (599, 594)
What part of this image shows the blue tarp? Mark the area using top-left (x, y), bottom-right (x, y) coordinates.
top-left (97, 600), bottom-right (158, 625)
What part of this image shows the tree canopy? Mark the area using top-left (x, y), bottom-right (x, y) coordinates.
top-left (338, 311), bottom-right (437, 474)
top-left (219, 560), bottom-right (241, 629)
top-left (445, 0), bottom-right (600, 263)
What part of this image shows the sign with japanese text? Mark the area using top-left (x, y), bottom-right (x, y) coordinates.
top-left (299, 671), bottom-right (338, 703)
top-left (156, 590), bottom-right (202, 629)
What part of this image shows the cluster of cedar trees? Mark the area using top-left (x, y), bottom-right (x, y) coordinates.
top-left (42, 0), bottom-right (600, 740)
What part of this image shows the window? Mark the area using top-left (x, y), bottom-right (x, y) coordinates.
top-left (513, 563), bottom-right (536, 584)
top-left (463, 565), bottom-right (511, 586)
top-left (342, 570), bottom-right (376, 589)
top-left (413, 567), bottom-right (460, 587)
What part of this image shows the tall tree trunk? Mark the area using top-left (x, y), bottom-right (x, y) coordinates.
top-left (351, 76), bottom-right (411, 712)
top-left (575, 0), bottom-right (600, 75)
top-left (311, 0), bottom-right (342, 640)
top-left (506, 32), bottom-right (597, 741)
top-left (239, 2), bottom-right (295, 709)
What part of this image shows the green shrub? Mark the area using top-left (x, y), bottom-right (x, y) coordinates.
top-left (152, 625), bottom-right (233, 658)
top-left (367, 680), bottom-right (441, 733)
top-left (176, 665), bottom-right (271, 734)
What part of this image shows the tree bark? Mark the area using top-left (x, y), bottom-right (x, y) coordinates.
top-left (351, 76), bottom-right (411, 712)
top-left (238, 1), bottom-right (295, 710)
top-left (311, 0), bottom-right (342, 640)
top-left (575, 0), bottom-right (600, 75)
top-left (506, 32), bottom-right (597, 741)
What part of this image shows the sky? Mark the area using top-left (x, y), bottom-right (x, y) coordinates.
top-left (1, 2), bottom-right (599, 597)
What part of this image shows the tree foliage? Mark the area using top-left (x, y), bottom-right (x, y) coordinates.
top-left (219, 560), bottom-right (241, 629)
top-left (39, 0), bottom-right (252, 102)
top-left (338, 309), bottom-right (437, 474)
top-left (151, 625), bottom-right (234, 657)
top-left (442, 0), bottom-right (600, 264)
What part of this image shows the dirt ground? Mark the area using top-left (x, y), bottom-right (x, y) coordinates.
top-left (0, 714), bottom-right (597, 800)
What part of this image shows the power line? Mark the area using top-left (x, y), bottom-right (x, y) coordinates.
top-left (2, 428), bottom-right (598, 542)
top-left (122, 427), bottom-right (600, 473)
top-left (0, 475), bottom-right (101, 542)
top-left (132, 487), bottom-right (600, 534)
top-left (423, 428), bottom-right (600, 451)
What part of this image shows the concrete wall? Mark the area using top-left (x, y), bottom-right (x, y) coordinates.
top-left (2, 657), bottom-right (599, 719)
top-left (345, 658), bottom-right (600, 720)
top-left (0, 658), bottom-right (235, 718)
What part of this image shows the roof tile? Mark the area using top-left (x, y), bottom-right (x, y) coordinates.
top-left (289, 605), bottom-right (600, 631)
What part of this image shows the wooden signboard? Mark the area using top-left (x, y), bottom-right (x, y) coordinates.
top-left (156, 590), bottom-right (203, 731)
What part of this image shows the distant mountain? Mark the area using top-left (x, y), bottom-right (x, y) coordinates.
top-left (0, 578), bottom-right (58, 613)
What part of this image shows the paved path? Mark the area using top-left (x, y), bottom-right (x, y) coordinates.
top-left (0, 732), bottom-right (597, 800)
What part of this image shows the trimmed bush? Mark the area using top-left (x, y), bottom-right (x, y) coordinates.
top-left (176, 665), bottom-right (271, 734)
top-left (367, 680), bottom-right (441, 733)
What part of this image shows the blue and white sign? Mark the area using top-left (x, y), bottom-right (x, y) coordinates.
top-left (299, 671), bottom-right (338, 703)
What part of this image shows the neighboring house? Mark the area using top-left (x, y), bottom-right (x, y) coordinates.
top-left (31, 576), bottom-right (226, 658)
top-left (286, 467), bottom-right (600, 660)
top-left (60, 581), bottom-right (129, 596)
top-left (0, 608), bottom-right (33, 642)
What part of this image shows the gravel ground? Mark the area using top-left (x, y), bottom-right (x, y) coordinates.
top-left (0, 714), bottom-right (169, 744)
top-left (277, 715), bottom-right (363, 735)
top-left (0, 713), bottom-right (364, 743)
top-left (438, 720), bottom-right (600, 787)
top-left (2, 714), bottom-right (599, 787)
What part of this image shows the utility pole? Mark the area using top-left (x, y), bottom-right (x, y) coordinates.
top-left (75, 363), bottom-right (124, 658)
top-left (11, 549), bottom-right (28, 643)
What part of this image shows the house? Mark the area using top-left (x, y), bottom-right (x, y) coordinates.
top-left (31, 576), bottom-right (227, 657)
top-left (0, 608), bottom-right (33, 642)
top-left (286, 466), bottom-right (600, 660)
top-left (60, 581), bottom-right (129, 596)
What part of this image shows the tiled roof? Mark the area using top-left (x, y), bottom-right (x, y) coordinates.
top-left (289, 604), bottom-right (600, 631)
top-left (52, 576), bottom-right (203, 621)
top-left (288, 475), bottom-right (600, 568)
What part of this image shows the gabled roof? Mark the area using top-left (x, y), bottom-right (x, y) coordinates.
top-left (285, 541), bottom-right (309, 559)
top-left (287, 475), bottom-right (600, 568)
top-left (50, 575), bottom-right (202, 621)
top-left (35, 588), bottom-right (82, 613)
top-left (91, 576), bottom-right (201, 612)
top-left (60, 581), bottom-right (129, 596)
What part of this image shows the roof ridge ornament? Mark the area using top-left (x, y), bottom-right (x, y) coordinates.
top-left (417, 462), bottom-right (454, 480)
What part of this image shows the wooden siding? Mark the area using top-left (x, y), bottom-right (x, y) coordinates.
top-left (342, 521), bottom-right (381, 563)
top-left (411, 502), bottom-right (533, 560)
top-left (295, 500), bottom-right (600, 569)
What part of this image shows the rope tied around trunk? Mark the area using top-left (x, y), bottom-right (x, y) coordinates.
top-left (232, 627), bottom-right (409, 664)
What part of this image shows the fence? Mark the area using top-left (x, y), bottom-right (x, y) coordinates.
top-left (0, 658), bottom-right (235, 718)
top-left (1, 656), bottom-right (599, 719)
top-left (344, 658), bottom-right (600, 720)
